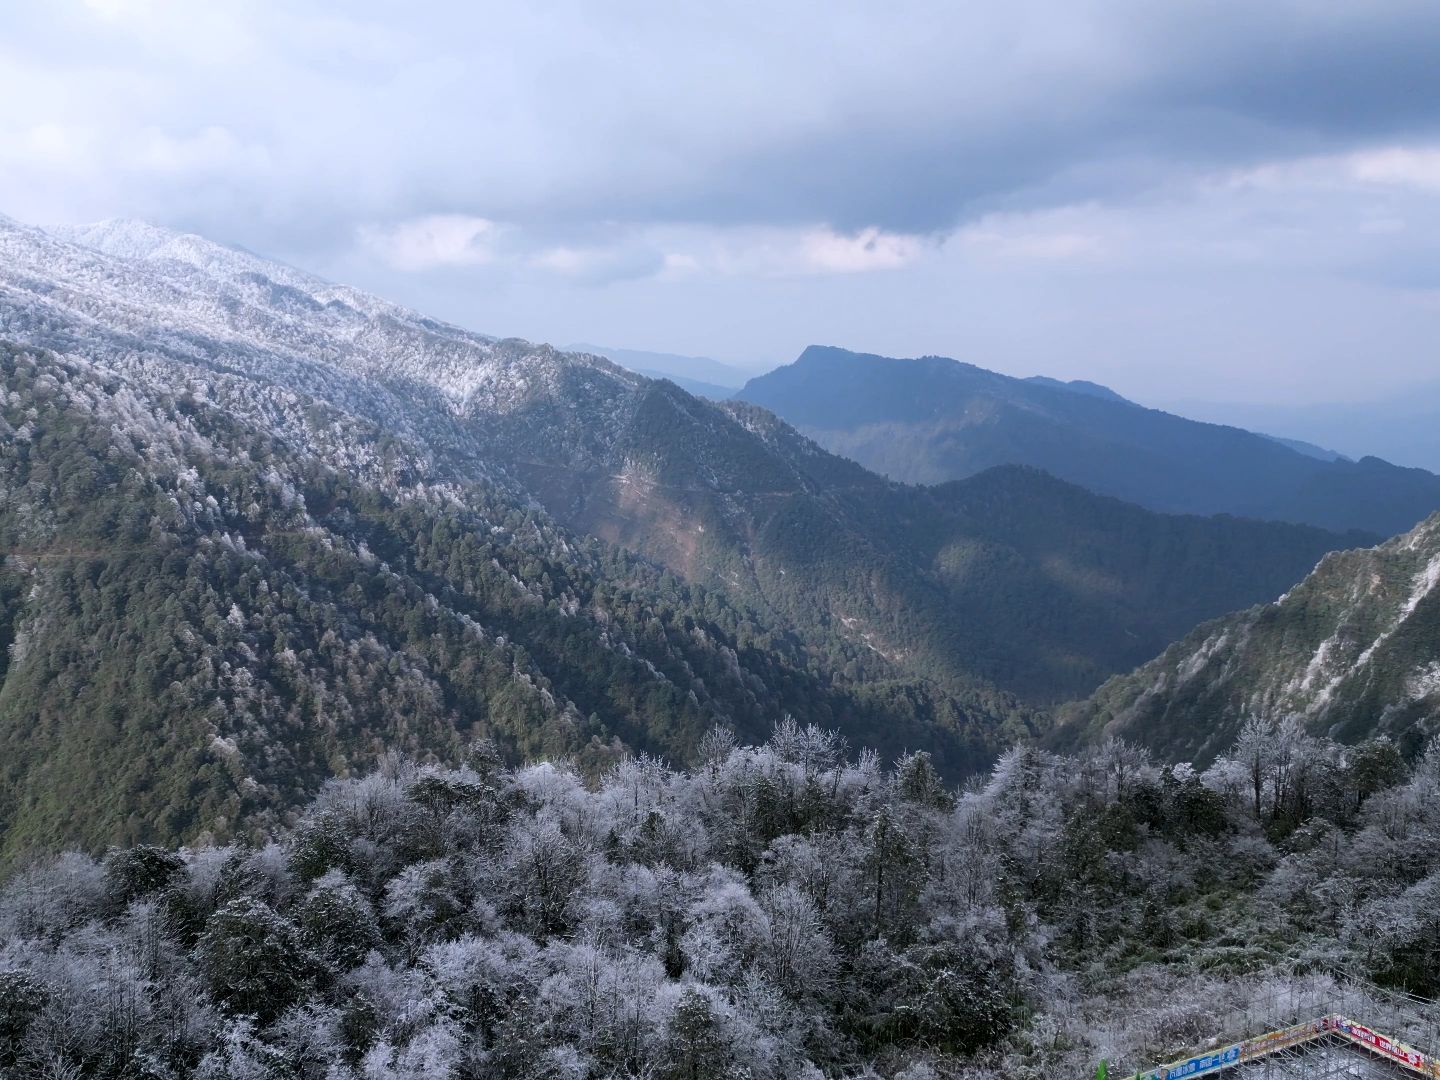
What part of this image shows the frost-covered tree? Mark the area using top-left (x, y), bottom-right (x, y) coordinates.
top-left (1, 725), bottom-right (1436, 1078)
top-left (196, 897), bottom-right (320, 1022)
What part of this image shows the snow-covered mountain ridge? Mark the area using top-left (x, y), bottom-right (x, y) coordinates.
top-left (1, 216), bottom-right (702, 543)
top-left (4, 216), bottom-right (641, 422)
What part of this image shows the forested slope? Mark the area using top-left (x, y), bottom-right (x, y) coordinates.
top-left (2, 721), bottom-right (1437, 1077)
top-left (457, 373), bottom-right (1366, 706)
top-left (0, 345), bottom-right (1018, 859)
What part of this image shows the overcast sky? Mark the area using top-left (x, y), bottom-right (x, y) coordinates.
top-left (3, 0), bottom-right (1440, 403)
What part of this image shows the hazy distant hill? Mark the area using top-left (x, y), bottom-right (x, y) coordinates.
top-left (1172, 391), bottom-right (1440, 474)
top-left (1262, 434), bottom-right (1351, 462)
top-left (636, 370), bottom-right (736, 399)
top-left (569, 342), bottom-right (752, 396)
top-left (1023, 375), bottom-right (1131, 403)
top-left (738, 345), bottom-right (1440, 537)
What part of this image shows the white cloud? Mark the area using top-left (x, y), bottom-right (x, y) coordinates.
top-left (1223, 143), bottom-right (1440, 193)
top-left (954, 217), bottom-right (1108, 262)
top-left (131, 125), bottom-right (266, 175)
top-left (527, 242), bottom-right (665, 285)
top-left (799, 227), bottom-right (924, 273)
top-left (640, 224), bottom-right (928, 279)
top-left (1347, 147), bottom-right (1440, 191)
top-left (530, 247), bottom-right (583, 273)
top-left (358, 215), bottom-right (498, 272)
top-left (660, 252), bottom-right (701, 276)
top-left (364, 223), bottom-right (931, 283)
top-left (22, 123), bottom-right (90, 166)
top-left (83, 0), bottom-right (159, 21)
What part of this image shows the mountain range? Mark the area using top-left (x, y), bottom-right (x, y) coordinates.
top-left (738, 345), bottom-right (1440, 537)
top-left (0, 215), bottom-right (1383, 856)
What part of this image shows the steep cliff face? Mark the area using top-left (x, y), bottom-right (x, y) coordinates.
top-left (1062, 514), bottom-right (1440, 763)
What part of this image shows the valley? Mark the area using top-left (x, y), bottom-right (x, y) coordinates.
top-left (1, 216), bottom-right (1407, 858)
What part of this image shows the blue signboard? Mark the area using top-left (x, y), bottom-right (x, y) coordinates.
top-left (1140, 1043), bottom-right (1241, 1079)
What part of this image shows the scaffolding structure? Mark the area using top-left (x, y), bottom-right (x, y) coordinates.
top-left (1232, 1039), bottom-right (1419, 1077)
top-left (1123, 968), bottom-right (1440, 1079)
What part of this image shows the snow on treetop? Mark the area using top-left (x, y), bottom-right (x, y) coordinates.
top-left (1, 213), bottom-right (640, 418)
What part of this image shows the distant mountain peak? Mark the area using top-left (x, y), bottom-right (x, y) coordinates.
top-left (52, 217), bottom-right (330, 294)
top-left (739, 344), bottom-right (1440, 536)
top-left (1261, 433), bottom-right (1351, 463)
top-left (53, 217), bottom-right (200, 259)
top-left (1024, 375), bottom-right (1132, 404)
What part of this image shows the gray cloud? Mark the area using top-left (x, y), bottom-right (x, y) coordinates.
top-left (3, 0), bottom-right (1440, 409)
top-left (5, 1), bottom-right (1440, 243)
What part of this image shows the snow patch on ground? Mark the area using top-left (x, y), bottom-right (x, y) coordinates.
top-left (1177, 629), bottom-right (1230, 682)
top-left (1297, 636), bottom-right (1340, 693)
top-left (1407, 661), bottom-right (1440, 700)
top-left (1400, 551), bottom-right (1440, 620)
top-left (1293, 547), bottom-right (1440, 713)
